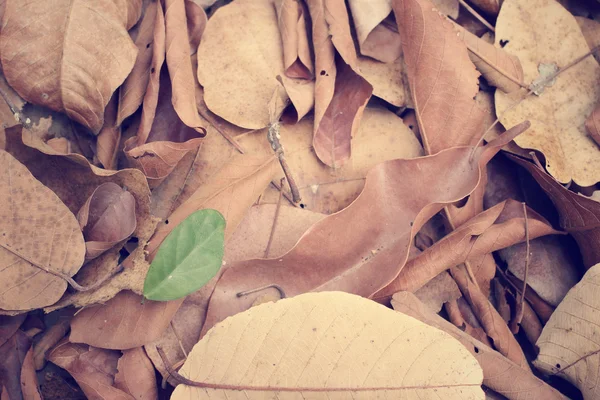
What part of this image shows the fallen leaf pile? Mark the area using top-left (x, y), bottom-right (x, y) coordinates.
top-left (2, 0), bottom-right (600, 398)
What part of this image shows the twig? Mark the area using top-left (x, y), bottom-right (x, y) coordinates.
top-left (197, 108), bottom-right (245, 154)
top-left (270, 180), bottom-right (298, 207)
top-left (268, 121), bottom-right (302, 203)
top-left (469, 45), bottom-right (600, 160)
top-left (458, 0), bottom-right (495, 32)
top-left (264, 178), bottom-right (285, 258)
top-left (236, 284), bottom-right (287, 299)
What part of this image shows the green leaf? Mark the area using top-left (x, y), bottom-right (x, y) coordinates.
top-left (143, 209), bottom-right (226, 301)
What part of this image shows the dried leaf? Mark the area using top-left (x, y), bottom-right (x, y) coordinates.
top-left (0, 0), bottom-right (140, 133)
top-left (467, 0), bottom-right (499, 15)
top-left (117, 1), bottom-right (159, 126)
top-left (356, 55), bottom-right (411, 107)
top-left (172, 292), bottom-right (484, 399)
top-left (164, 0), bottom-right (205, 132)
top-left (511, 154), bottom-right (600, 268)
top-left (495, 0), bottom-right (600, 186)
top-left (456, 25), bottom-right (525, 93)
top-left (197, 0), bottom-right (288, 129)
top-left (96, 94), bottom-right (121, 170)
top-left (535, 263), bottom-right (600, 399)
top-left (201, 129), bottom-right (521, 334)
top-left (374, 199), bottom-right (559, 300)
top-left (275, 0), bottom-right (313, 79)
top-left (0, 150), bottom-right (85, 311)
top-left (144, 209), bottom-right (225, 301)
top-left (125, 67), bottom-right (204, 186)
top-left (393, 0), bottom-right (486, 154)
top-left (347, 0), bottom-right (403, 62)
top-left (77, 183), bottom-right (137, 261)
top-left (32, 311), bottom-right (72, 370)
top-left (47, 340), bottom-right (134, 400)
top-left (20, 347), bottom-right (41, 400)
top-left (392, 292), bottom-right (565, 399)
top-left (576, 16), bottom-right (600, 64)
top-left (587, 102), bottom-right (600, 147)
top-left (0, 330), bottom-right (31, 400)
top-left (114, 347), bottom-right (158, 400)
top-left (186, 0), bottom-right (207, 56)
top-left (70, 290), bottom-right (182, 350)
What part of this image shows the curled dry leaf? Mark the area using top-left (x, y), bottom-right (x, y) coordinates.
top-left (197, 0), bottom-right (288, 129)
top-left (186, 0), bottom-right (207, 56)
top-left (393, 0), bottom-right (486, 154)
top-left (77, 183), bottom-right (136, 261)
top-left (165, 0), bottom-right (205, 132)
top-left (70, 290), bottom-right (182, 350)
top-left (455, 25), bottom-right (525, 93)
top-left (0, 0), bottom-right (140, 133)
top-left (347, 0), bottom-right (403, 62)
top-left (47, 340), bottom-right (135, 400)
top-left (374, 199), bottom-right (560, 300)
top-left (114, 347), bottom-right (158, 400)
top-left (0, 330), bottom-right (32, 400)
top-left (201, 128), bottom-right (521, 334)
top-left (392, 292), bottom-right (565, 399)
top-left (96, 94), bottom-right (121, 170)
top-left (275, 0), bottom-right (313, 79)
top-left (535, 263), bottom-right (600, 400)
top-left (576, 16), bottom-right (600, 64)
top-left (307, 0), bottom-right (373, 168)
top-left (495, 0), bottom-right (600, 186)
top-left (511, 154), bottom-right (600, 268)
top-left (468, 0), bottom-right (500, 16)
top-left (0, 150), bottom-right (85, 311)
top-left (172, 292), bottom-right (484, 399)
top-left (2, 125), bottom-right (157, 311)
top-left (117, 1), bottom-right (159, 126)
top-left (125, 67), bottom-right (204, 186)
top-left (255, 107), bottom-right (423, 214)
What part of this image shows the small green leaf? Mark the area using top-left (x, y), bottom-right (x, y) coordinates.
top-left (143, 209), bottom-right (226, 301)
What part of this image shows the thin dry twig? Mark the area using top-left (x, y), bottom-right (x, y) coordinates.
top-left (457, 0), bottom-right (495, 32)
top-left (197, 108), bottom-right (245, 154)
top-left (236, 284), bottom-right (287, 299)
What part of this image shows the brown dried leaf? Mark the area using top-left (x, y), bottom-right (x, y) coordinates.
top-left (197, 0), bottom-right (288, 129)
top-left (511, 154), bottom-right (600, 268)
top-left (125, 67), bottom-right (203, 186)
top-left (173, 292), bottom-right (484, 399)
top-left (96, 94), bottom-right (121, 170)
top-left (114, 347), bottom-right (157, 400)
top-left (165, 0), bottom-right (205, 132)
top-left (576, 16), bottom-right (600, 64)
top-left (201, 130), bottom-right (519, 334)
top-left (0, 150), bottom-right (85, 311)
top-left (392, 292), bottom-right (565, 399)
top-left (393, 0), bottom-right (486, 154)
top-left (356, 55), bottom-right (411, 107)
top-left (495, 0), bottom-right (600, 186)
top-left (77, 183), bottom-right (137, 261)
top-left (117, 1), bottom-right (159, 126)
top-left (275, 0), bottom-right (313, 79)
top-left (186, 0), bottom-right (207, 56)
top-left (0, 315), bottom-right (25, 348)
top-left (0, 330), bottom-right (31, 400)
top-left (468, 0), bottom-right (499, 15)
top-left (456, 25), bottom-right (525, 93)
top-left (535, 263), bottom-right (600, 400)
top-left (70, 290), bottom-right (181, 350)
top-left (32, 311), bottom-right (72, 370)
top-left (0, 0), bottom-right (140, 133)
top-left (585, 103), bottom-right (600, 146)
top-left (374, 199), bottom-right (559, 300)
top-left (47, 340), bottom-right (134, 400)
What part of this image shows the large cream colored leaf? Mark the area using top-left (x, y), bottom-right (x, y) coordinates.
top-left (0, 150), bottom-right (85, 311)
top-left (172, 292), bottom-right (484, 399)
top-left (495, 0), bottom-right (600, 186)
top-left (0, 0), bottom-right (139, 134)
top-left (535, 263), bottom-right (600, 399)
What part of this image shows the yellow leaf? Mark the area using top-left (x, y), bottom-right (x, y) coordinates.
top-left (535, 263), bottom-right (600, 400)
top-left (495, 0), bottom-right (600, 186)
top-left (172, 292), bottom-right (484, 399)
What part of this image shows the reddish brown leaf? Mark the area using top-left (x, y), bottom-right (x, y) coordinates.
top-left (275, 0), bottom-right (313, 79)
top-left (114, 347), bottom-right (157, 400)
top-left (165, 0), bottom-right (206, 132)
top-left (47, 340), bottom-right (134, 400)
top-left (97, 94), bottom-right (121, 170)
top-left (117, 1), bottom-right (159, 126)
top-left (392, 292), bottom-right (564, 399)
top-left (77, 183), bottom-right (137, 260)
top-left (511, 154), bottom-right (600, 268)
top-left (0, 0), bottom-right (140, 133)
top-left (392, 0), bottom-right (486, 154)
top-left (0, 330), bottom-right (31, 400)
top-left (70, 290), bottom-right (181, 350)
top-left (201, 128), bottom-right (522, 335)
